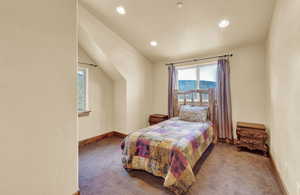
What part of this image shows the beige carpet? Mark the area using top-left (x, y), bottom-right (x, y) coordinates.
top-left (79, 137), bottom-right (283, 195)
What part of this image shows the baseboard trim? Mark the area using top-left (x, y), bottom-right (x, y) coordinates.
top-left (269, 153), bottom-right (288, 195)
top-left (73, 190), bottom-right (80, 195)
top-left (79, 131), bottom-right (128, 147)
top-left (79, 131), bottom-right (114, 147)
top-left (112, 131), bottom-right (127, 138)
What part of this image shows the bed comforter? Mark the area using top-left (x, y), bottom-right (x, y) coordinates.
top-left (121, 118), bottom-right (213, 194)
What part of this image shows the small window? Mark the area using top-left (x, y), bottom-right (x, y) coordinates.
top-left (77, 68), bottom-right (88, 112)
top-left (176, 63), bottom-right (217, 91)
top-left (176, 63), bottom-right (217, 102)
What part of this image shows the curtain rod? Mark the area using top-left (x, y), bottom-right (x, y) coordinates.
top-left (78, 62), bottom-right (99, 68)
top-left (165, 54), bottom-right (233, 66)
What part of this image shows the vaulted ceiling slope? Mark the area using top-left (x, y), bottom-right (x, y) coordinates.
top-left (79, 4), bottom-right (153, 132)
top-left (80, 0), bottom-right (275, 62)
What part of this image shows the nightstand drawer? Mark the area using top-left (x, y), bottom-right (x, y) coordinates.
top-left (239, 137), bottom-right (264, 145)
top-left (237, 128), bottom-right (267, 139)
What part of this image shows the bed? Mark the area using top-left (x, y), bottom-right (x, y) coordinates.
top-left (121, 89), bottom-right (217, 194)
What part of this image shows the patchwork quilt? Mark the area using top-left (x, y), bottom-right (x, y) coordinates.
top-left (121, 118), bottom-right (213, 194)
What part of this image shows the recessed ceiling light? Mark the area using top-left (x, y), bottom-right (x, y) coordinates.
top-left (177, 1), bottom-right (184, 8)
top-left (116, 6), bottom-right (126, 15)
top-left (150, 41), bottom-right (158, 47)
top-left (218, 19), bottom-right (230, 28)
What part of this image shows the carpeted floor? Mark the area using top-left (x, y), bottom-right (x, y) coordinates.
top-left (79, 137), bottom-right (283, 195)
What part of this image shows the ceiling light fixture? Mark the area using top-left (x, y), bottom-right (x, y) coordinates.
top-left (218, 19), bottom-right (230, 28)
top-left (177, 1), bottom-right (184, 8)
top-left (116, 6), bottom-right (126, 15)
top-left (150, 41), bottom-right (158, 47)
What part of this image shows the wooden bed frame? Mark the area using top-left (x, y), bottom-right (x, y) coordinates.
top-left (173, 89), bottom-right (218, 142)
top-left (122, 88), bottom-right (218, 193)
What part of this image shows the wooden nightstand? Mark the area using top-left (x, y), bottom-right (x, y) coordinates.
top-left (236, 122), bottom-right (268, 156)
top-left (149, 114), bottom-right (169, 125)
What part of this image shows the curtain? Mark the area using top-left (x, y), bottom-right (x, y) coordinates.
top-left (168, 65), bottom-right (176, 118)
top-left (216, 58), bottom-right (234, 143)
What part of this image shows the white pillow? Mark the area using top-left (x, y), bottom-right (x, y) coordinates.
top-left (179, 105), bottom-right (208, 122)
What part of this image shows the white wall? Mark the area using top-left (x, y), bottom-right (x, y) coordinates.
top-left (153, 43), bottom-right (267, 137)
top-left (113, 80), bottom-right (127, 132)
top-left (0, 1), bottom-right (78, 194)
top-left (79, 4), bottom-right (153, 133)
top-left (230, 44), bottom-right (267, 132)
top-left (266, 0), bottom-right (300, 194)
top-left (78, 46), bottom-right (113, 141)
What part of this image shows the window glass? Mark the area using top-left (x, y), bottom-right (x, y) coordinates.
top-left (177, 67), bottom-right (197, 91)
top-left (176, 63), bottom-right (217, 91)
top-left (77, 69), bottom-right (87, 112)
top-left (199, 64), bottom-right (217, 89)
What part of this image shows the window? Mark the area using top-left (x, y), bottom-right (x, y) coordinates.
top-left (198, 64), bottom-right (218, 89)
top-left (77, 68), bottom-right (88, 112)
top-left (176, 63), bottom-right (217, 102)
top-left (176, 63), bottom-right (217, 90)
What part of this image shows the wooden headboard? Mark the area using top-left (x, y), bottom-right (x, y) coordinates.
top-left (173, 89), bottom-right (217, 143)
top-left (173, 89), bottom-right (217, 125)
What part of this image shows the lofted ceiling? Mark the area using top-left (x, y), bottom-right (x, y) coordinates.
top-left (79, 0), bottom-right (275, 63)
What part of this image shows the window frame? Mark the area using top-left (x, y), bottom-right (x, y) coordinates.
top-left (77, 67), bottom-right (89, 116)
top-left (175, 61), bottom-right (217, 91)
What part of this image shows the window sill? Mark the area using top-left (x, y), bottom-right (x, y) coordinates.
top-left (78, 111), bottom-right (91, 117)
